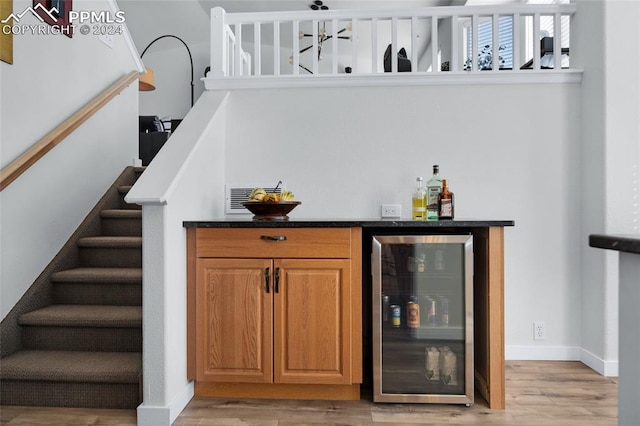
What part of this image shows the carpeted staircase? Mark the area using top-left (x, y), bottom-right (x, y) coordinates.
top-left (0, 167), bottom-right (144, 409)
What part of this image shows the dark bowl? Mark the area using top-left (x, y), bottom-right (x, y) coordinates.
top-left (242, 201), bottom-right (301, 221)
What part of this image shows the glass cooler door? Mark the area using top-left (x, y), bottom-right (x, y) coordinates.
top-left (372, 235), bottom-right (474, 405)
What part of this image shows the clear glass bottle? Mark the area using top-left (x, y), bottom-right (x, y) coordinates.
top-left (412, 177), bottom-right (426, 221)
top-left (438, 179), bottom-right (454, 220)
top-left (426, 165), bottom-right (443, 221)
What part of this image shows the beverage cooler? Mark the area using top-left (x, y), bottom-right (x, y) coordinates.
top-left (372, 234), bottom-right (474, 405)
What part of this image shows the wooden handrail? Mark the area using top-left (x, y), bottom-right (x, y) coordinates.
top-left (0, 70), bottom-right (139, 191)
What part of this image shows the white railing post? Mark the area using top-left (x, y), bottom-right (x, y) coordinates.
top-left (254, 22), bottom-right (261, 76)
top-left (274, 21), bottom-right (281, 76)
top-left (235, 24), bottom-right (243, 76)
top-left (472, 14), bottom-right (479, 71)
top-left (553, 12), bottom-right (562, 69)
top-left (331, 19), bottom-right (339, 75)
top-left (211, 7), bottom-right (227, 77)
top-left (292, 20), bottom-right (300, 75)
top-left (351, 19), bottom-right (358, 73)
top-left (371, 18), bottom-right (378, 73)
top-left (492, 14), bottom-right (499, 72)
top-left (391, 17), bottom-right (398, 73)
top-left (312, 19), bottom-right (319, 74)
top-left (450, 15), bottom-right (459, 72)
top-left (411, 16), bottom-right (418, 73)
top-left (533, 13), bottom-right (541, 70)
top-left (513, 13), bottom-right (520, 71)
top-left (431, 16), bottom-right (438, 72)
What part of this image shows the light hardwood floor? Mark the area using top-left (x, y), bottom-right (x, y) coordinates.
top-left (0, 361), bottom-right (617, 425)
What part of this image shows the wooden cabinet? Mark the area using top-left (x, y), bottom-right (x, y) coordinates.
top-left (187, 227), bottom-right (362, 400)
top-left (196, 258), bottom-right (273, 384)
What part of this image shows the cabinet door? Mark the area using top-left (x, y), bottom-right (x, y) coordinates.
top-left (196, 258), bottom-right (273, 383)
top-left (274, 259), bottom-right (352, 384)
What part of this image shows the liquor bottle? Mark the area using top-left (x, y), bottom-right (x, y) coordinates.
top-left (438, 179), bottom-right (454, 220)
top-left (412, 177), bottom-right (426, 221)
top-left (426, 165), bottom-right (442, 221)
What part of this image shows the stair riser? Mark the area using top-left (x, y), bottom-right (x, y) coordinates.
top-left (22, 326), bottom-right (142, 352)
top-left (1, 380), bottom-right (141, 409)
top-left (102, 218), bottom-right (142, 237)
top-left (79, 248), bottom-right (142, 268)
top-left (53, 283), bottom-right (142, 306)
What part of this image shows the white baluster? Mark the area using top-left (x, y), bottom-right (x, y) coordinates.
top-left (411, 16), bottom-right (418, 73)
top-left (472, 14), bottom-right (478, 71)
top-left (292, 20), bottom-right (300, 75)
top-left (235, 23), bottom-right (242, 76)
top-left (492, 14), bottom-right (499, 72)
top-left (513, 13), bottom-right (520, 71)
top-left (332, 19), bottom-right (338, 75)
top-left (312, 19), bottom-right (319, 74)
top-left (371, 18), bottom-right (378, 73)
top-left (533, 13), bottom-right (540, 70)
top-left (554, 12), bottom-right (562, 70)
top-left (431, 15), bottom-right (438, 73)
top-left (351, 19), bottom-right (358, 74)
top-left (254, 22), bottom-right (261, 76)
top-left (274, 21), bottom-right (280, 76)
top-left (450, 15), bottom-right (458, 72)
top-left (391, 17), bottom-right (398, 73)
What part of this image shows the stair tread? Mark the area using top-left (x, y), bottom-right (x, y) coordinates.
top-left (51, 267), bottom-right (142, 283)
top-left (77, 236), bottom-right (142, 248)
top-left (100, 209), bottom-right (142, 219)
top-left (0, 350), bottom-right (141, 383)
top-left (19, 305), bottom-right (142, 327)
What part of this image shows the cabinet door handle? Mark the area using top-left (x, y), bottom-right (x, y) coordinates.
top-left (274, 267), bottom-right (280, 293)
top-left (265, 267), bottom-right (270, 293)
top-left (261, 235), bottom-right (287, 242)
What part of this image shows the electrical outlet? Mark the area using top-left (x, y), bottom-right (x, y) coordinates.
top-left (381, 204), bottom-right (401, 218)
top-left (534, 321), bottom-right (546, 340)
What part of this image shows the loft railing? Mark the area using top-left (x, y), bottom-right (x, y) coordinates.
top-left (0, 71), bottom-right (139, 191)
top-left (205, 4), bottom-right (578, 89)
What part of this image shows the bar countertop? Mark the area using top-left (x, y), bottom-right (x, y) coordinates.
top-left (589, 234), bottom-right (640, 255)
top-left (183, 218), bottom-right (515, 228)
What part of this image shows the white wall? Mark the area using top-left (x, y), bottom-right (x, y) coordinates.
top-left (222, 83), bottom-right (583, 358)
top-left (0, 0), bottom-right (139, 318)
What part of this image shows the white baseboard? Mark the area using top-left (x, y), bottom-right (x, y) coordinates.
top-left (137, 382), bottom-right (194, 426)
top-left (506, 345), bottom-right (582, 361)
top-left (506, 345), bottom-right (618, 377)
top-left (580, 347), bottom-right (619, 377)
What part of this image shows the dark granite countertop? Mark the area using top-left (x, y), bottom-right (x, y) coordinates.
top-left (183, 218), bottom-right (515, 228)
top-left (589, 234), bottom-right (640, 255)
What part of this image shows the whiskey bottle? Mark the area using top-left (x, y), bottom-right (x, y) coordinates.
top-left (438, 179), bottom-right (454, 220)
top-left (426, 165), bottom-right (442, 221)
top-left (412, 177), bottom-right (426, 221)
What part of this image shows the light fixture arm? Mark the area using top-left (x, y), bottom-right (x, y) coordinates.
top-left (140, 34), bottom-right (194, 107)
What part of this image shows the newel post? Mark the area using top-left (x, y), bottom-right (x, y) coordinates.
top-left (211, 7), bottom-right (227, 77)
